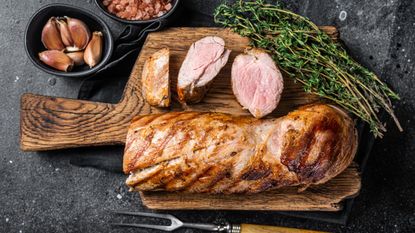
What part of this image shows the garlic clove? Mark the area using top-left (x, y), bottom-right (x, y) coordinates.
top-left (56, 19), bottom-right (74, 48)
top-left (39, 50), bottom-right (74, 72)
top-left (66, 51), bottom-right (85, 66)
top-left (41, 17), bottom-right (65, 51)
top-left (66, 16), bottom-right (90, 51)
top-left (84, 31), bottom-right (103, 68)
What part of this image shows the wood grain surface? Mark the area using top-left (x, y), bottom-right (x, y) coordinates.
top-left (20, 27), bottom-right (338, 151)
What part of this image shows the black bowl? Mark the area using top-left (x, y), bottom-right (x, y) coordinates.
top-left (25, 4), bottom-right (114, 77)
top-left (94, 0), bottom-right (180, 25)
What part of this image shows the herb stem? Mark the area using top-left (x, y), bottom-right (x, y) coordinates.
top-left (214, 0), bottom-right (401, 137)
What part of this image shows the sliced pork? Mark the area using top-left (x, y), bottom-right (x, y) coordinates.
top-left (142, 48), bottom-right (170, 107)
top-left (177, 36), bottom-right (231, 104)
top-left (123, 104), bottom-right (357, 194)
top-left (232, 49), bottom-right (284, 118)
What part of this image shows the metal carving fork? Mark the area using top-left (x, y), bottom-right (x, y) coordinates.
top-left (111, 211), bottom-right (328, 233)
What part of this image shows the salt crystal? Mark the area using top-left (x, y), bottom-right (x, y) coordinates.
top-left (339, 11), bottom-right (347, 21)
top-left (117, 194), bottom-right (122, 199)
top-left (14, 76), bottom-right (19, 83)
top-left (9, 160), bottom-right (12, 164)
top-left (5, 218), bottom-right (9, 222)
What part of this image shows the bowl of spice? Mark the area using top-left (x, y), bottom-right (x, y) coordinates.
top-left (95, 0), bottom-right (180, 24)
top-left (25, 4), bottom-right (114, 77)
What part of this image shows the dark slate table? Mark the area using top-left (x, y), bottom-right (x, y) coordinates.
top-left (1, 0), bottom-right (414, 232)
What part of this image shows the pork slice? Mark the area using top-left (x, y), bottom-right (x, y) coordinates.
top-left (142, 48), bottom-right (170, 107)
top-left (232, 49), bottom-right (284, 118)
top-left (177, 36), bottom-right (231, 104)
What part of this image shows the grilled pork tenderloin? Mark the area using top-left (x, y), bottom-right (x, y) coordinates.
top-left (123, 104), bottom-right (357, 194)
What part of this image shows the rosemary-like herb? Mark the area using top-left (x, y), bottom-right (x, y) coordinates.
top-left (214, 0), bottom-right (402, 137)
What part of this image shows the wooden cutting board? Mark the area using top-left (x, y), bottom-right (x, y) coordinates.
top-left (20, 27), bottom-right (360, 211)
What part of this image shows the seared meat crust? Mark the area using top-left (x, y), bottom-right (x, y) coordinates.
top-left (142, 48), bottom-right (170, 107)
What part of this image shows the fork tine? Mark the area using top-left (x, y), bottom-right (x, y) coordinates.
top-left (112, 210), bottom-right (177, 221)
top-left (110, 223), bottom-right (176, 231)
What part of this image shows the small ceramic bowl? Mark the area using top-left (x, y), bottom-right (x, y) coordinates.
top-left (25, 4), bottom-right (114, 77)
top-left (94, 0), bottom-right (181, 25)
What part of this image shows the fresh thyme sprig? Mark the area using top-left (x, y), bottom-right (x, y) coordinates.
top-left (214, 0), bottom-right (402, 137)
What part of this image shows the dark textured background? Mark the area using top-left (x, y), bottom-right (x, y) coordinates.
top-left (1, 0), bottom-right (414, 232)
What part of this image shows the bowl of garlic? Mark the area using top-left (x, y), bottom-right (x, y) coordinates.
top-left (25, 4), bottom-right (114, 77)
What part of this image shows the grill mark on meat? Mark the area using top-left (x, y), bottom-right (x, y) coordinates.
top-left (134, 158), bottom-right (183, 191)
top-left (280, 114), bottom-right (341, 183)
top-left (258, 179), bottom-right (279, 192)
top-left (125, 113), bottom-right (179, 173)
top-left (127, 115), bottom-right (176, 171)
top-left (241, 163), bottom-right (272, 180)
top-left (127, 157), bottom-right (181, 187)
top-left (129, 112), bottom-right (202, 171)
top-left (171, 166), bottom-right (213, 191)
top-left (127, 130), bottom-right (156, 172)
top-left (188, 166), bottom-right (228, 193)
top-left (148, 120), bottom-right (186, 163)
top-left (125, 115), bottom-right (159, 147)
top-left (192, 125), bottom-right (215, 153)
top-left (197, 138), bottom-right (240, 192)
top-left (184, 165), bottom-right (215, 192)
top-left (205, 167), bottom-right (234, 193)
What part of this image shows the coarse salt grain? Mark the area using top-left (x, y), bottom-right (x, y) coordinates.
top-left (116, 194), bottom-right (122, 199)
top-left (339, 11), bottom-right (347, 21)
top-left (103, 0), bottom-right (172, 21)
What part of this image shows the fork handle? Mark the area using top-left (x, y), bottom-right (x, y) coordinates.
top-left (239, 224), bottom-right (329, 233)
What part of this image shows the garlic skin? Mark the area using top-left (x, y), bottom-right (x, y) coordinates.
top-left (66, 16), bottom-right (91, 51)
top-left (56, 19), bottom-right (74, 48)
top-left (66, 51), bottom-right (85, 66)
top-left (39, 50), bottom-right (74, 72)
top-left (41, 17), bottom-right (65, 51)
top-left (84, 31), bottom-right (103, 68)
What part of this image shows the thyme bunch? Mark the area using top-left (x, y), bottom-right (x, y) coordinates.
top-left (214, 0), bottom-right (402, 137)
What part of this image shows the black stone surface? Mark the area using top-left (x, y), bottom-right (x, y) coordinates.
top-left (1, 0), bottom-right (414, 232)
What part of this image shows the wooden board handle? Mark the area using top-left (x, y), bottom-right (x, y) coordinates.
top-left (20, 93), bottom-right (130, 151)
top-left (240, 224), bottom-right (329, 233)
